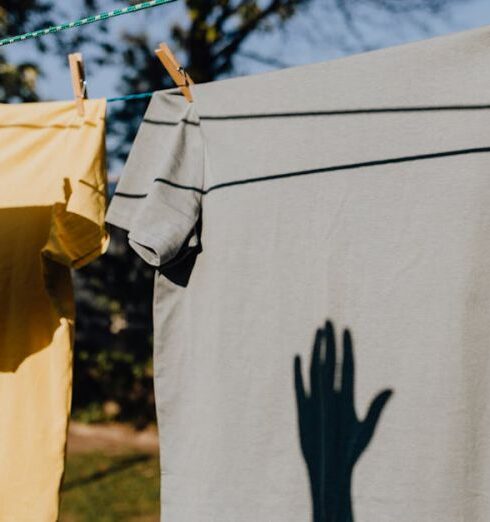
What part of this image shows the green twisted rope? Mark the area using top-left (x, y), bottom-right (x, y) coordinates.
top-left (0, 0), bottom-right (178, 47)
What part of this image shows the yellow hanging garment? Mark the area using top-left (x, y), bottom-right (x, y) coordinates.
top-left (0, 99), bottom-right (108, 521)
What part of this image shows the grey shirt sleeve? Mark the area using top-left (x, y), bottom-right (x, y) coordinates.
top-left (106, 88), bottom-right (204, 267)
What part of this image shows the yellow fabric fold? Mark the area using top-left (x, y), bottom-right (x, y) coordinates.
top-left (0, 98), bottom-right (108, 522)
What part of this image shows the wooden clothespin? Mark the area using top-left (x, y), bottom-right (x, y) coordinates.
top-left (155, 43), bottom-right (194, 102)
top-left (68, 52), bottom-right (87, 116)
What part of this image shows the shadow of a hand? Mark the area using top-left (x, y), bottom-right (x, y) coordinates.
top-left (295, 321), bottom-right (393, 522)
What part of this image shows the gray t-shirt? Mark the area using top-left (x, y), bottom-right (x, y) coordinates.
top-left (107, 25), bottom-right (490, 522)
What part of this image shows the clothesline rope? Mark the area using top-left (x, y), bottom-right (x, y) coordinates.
top-left (0, 0), bottom-right (178, 47)
top-left (107, 91), bottom-right (154, 103)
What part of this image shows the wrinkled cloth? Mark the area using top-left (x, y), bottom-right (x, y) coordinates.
top-left (108, 25), bottom-right (490, 522)
top-left (0, 99), bottom-right (108, 522)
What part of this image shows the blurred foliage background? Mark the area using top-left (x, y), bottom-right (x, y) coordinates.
top-left (0, 0), bottom-right (468, 429)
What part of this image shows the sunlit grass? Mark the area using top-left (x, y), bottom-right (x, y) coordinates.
top-left (59, 451), bottom-right (160, 522)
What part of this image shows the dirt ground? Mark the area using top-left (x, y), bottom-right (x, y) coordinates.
top-left (67, 421), bottom-right (159, 455)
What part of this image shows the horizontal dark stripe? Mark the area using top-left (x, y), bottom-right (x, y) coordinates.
top-left (143, 118), bottom-right (199, 126)
top-left (112, 146), bottom-right (490, 200)
top-left (114, 178), bottom-right (205, 199)
top-left (142, 105), bottom-right (490, 127)
top-left (199, 105), bottom-right (490, 121)
top-left (205, 146), bottom-right (490, 192)
top-left (154, 178), bottom-right (206, 194)
top-left (113, 191), bottom-right (147, 198)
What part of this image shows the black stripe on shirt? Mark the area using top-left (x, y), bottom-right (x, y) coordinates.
top-left (112, 145), bottom-right (490, 199)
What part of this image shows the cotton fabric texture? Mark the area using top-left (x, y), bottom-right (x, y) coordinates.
top-left (107, 25), bottom-right (490, 522)
top-left (0, 99), bottom-right (108, 522)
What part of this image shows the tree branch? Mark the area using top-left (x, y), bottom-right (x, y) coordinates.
top-left (214, 0), bottom-right (308, 74)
